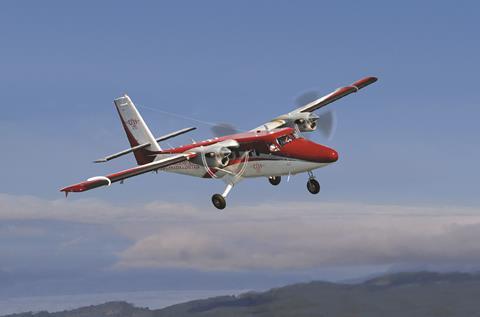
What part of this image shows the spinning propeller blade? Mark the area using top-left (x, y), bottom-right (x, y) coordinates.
top-left (136, 104), bottom-right (241, 138)
top-left (210, 123), bottom-right (240, 137)
top-left (317, 110), bottom-right (336, 140)
top-left (295, 91), bottom-right (320, 108)
top-left (295, 91), bottom-right (337, 140)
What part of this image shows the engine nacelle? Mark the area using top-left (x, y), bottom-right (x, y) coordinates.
top-left (202, 148), bottom-right (231, 168)
top-left (190, 140), bottom-right (239, 168)
top-left (277, 112), bottom-right (319, 132)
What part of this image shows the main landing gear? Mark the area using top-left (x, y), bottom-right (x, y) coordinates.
top-left (211, 171), bottom-right (320, 209)
top-left (268, 176), bottom-right (281, 186)
top-left (307, 171), bottom-right (320, 194)
top-left (211, 183), bottom-right (233, 210)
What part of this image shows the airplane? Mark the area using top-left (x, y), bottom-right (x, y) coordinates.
top-left (61, 76), bottom-right (377, 209)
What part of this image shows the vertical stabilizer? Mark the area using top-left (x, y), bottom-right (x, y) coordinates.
top-left (114, 94), bottom-right (161, 165)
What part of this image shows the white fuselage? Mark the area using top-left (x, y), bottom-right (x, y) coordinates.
top-left (161, 153), bottom-right (328, 179)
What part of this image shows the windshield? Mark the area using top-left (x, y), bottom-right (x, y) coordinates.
top-left (276, 133), bottom-right (296, 147)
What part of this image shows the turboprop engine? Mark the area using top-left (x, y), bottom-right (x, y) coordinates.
top-left (203, 147), bottom-right (232, 168)
top-left (277, 112), bottom-right (319, 132)
top-left (190, 139), bottom-right (239, 168)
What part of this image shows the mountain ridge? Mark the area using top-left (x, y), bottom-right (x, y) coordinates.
top-left (4, 271), bottom-right (480, 317)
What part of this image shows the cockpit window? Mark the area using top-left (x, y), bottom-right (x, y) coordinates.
top-left (277, 133), bottom-right (296, 146)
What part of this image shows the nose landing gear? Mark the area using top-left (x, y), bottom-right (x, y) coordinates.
top-left (211, 183), bottom-right (233, 210)
top-left (268, 176), bottom-right (281, 186)
top-left (306, 171), bottom-right (320, 194)
top-left (212, 194), bottom-right (226, 209)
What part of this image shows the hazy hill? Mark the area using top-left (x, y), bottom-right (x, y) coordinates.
top-left (5, 272), bottom-right (480, 317)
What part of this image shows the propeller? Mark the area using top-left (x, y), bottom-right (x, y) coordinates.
top-left (295, 91), bottom-right (337, 140)
top-left (316, 110), bottom-right (336, 140)
top-left (135, 104), bottom-right (241, 138)
top-left (294, 91), bottom-right (321, 108)
top-left (141, 91), bottom-right (337, 139)
top-left (210, 123), bottom-right (239, 138)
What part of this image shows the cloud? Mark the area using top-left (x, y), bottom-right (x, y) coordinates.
top-left (1, 193), bottom-right (480, 271)
top-left (0, 193), bottom-right (196, 224)
top-left (116, 206), bottom-right (480, 270)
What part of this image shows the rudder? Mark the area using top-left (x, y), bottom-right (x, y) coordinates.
top-left (114, 94), bottom-right (161, 165)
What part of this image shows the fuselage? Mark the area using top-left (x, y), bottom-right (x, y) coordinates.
top-left (158, 127), bottom-right (338, 179)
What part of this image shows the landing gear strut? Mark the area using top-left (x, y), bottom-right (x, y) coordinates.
top-left (211, 183), bottom-right (233, 210)
top-left (268, 176), bottom-right (281, 186)
top-left (306, 171), bottom-right (320, 194)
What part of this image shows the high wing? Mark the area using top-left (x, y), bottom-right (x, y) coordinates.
top-left (60, 153), bottom-right (196, 195)
top-left (252, 76), bottom-right (377, 131)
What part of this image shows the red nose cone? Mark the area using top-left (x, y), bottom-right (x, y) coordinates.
top-left (315, 146), bottom-right (338, 163)
top-left (280, 139), bottom-right (339, 163)
top-left (329, 149), bottom-right (339, 162)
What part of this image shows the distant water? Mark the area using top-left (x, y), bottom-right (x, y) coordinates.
top-left (0, 289), bottom-right (245, 315)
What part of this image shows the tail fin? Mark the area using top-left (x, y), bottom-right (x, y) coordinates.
top-left (114, 94), bottom-right (161, 165)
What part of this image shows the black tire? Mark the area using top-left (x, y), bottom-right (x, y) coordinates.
top-left (268, 176), bottom-right (281, 186)
top-left (212, 194), bottom-right (226, 210)
top-left (307, 179), bottom-right (320, 194)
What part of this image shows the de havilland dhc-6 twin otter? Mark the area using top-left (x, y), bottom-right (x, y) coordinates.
top-left (61, 76), bottom-right (377, 209)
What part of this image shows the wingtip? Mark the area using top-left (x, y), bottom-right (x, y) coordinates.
top-left (362, 76), bottom-right (378, 83)
top-left (352, 76), bottom-right (378, 90)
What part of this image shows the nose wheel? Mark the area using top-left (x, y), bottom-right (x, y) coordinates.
top-left (307, 179), bottom-right (320, 194)
top-left (306, 172), bottom-right (320, 194)
top-left (268, 176), bottom-right (281, 186)
top-left (211, 183), bottom-right (233, 210)
top-left (212, 194), bottom-right (226, 209)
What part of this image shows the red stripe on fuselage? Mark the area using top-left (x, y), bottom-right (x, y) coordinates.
top-left (157, 128), bottom-right (338, 164)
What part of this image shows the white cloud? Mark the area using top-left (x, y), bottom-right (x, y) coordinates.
top-left (116, 208), bottom-right (480, 270)
top-left (0, 193), bottom-right (196, 224)
top-left (1, 193), bottom-right (480, 271)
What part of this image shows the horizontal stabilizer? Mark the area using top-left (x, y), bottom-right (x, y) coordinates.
top-left (94, 127), bottom-right (196, 163)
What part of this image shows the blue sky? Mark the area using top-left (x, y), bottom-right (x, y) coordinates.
top-left (1, 0), bottom-right (479, 206)
top-left (1, 0), bottom-right (480, 307)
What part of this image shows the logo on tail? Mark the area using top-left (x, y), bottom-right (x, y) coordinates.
top-left (127, 118), bottom-right (140, 130)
